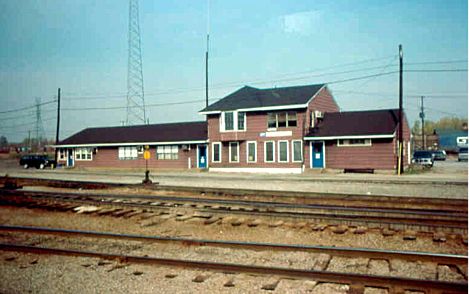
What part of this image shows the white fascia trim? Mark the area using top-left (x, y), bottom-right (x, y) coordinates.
top-left (201, 104), bottom-right (308, 115)
top-left (209, 167), bottom-right (302, 174)
top-left (238, 104), bottom-right (307, 112)
top-left (53, 140), bottom-right (208, 148)
top-left (304, 134), bottom-right (395, 141)
top-left (304, 84), bottom-right (326, 105)
top-left (199, 110), bottom-right (221, 115)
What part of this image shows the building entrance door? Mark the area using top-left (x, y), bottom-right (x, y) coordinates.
top-left (198, 145), bottom-right (207, 168)
top-left (312, 142), bottom-right (324, 168)
top-left (67, 149), bottom-right (74, 167)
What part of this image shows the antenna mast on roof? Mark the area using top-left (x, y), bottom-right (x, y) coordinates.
top-left (126, 0), bottom-right (146, 125)
top-left (205, 0), bottom-right (210, 108)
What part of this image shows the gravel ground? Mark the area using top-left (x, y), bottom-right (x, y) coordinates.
top-left (0, 205), bottom-right (466, 293)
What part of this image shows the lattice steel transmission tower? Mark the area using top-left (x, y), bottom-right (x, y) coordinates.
top-left (34, 98), bottom-right (45, 152)
top-left (126, 0), bottom-right (146, 125)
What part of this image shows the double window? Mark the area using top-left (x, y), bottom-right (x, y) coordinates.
top-left (267, 112), bottom-right (297, 129)
top-left (75, 148), bottom-right (92, 161)
top-left (118, 146), bottom-right (138, 160)
top-left (337, 139), bottom-right (371, 147)
top-left (221, 111), bottom-right (246, 132)
top-left (156, 145), bottom-right (179, 160)
top-left (212, 142), bottom-right (221, 163)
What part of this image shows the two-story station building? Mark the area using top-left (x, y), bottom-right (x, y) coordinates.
top-left (54, 83), bottom-right (410, 173)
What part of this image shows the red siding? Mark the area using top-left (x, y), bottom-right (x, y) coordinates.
top-left (59, 146), bottom-right (199, 169)
top-left (324, 139), bottom-right (396, 170)
top-left (207, 87), bottom-right (338, 169)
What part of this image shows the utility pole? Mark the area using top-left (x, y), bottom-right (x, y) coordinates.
top-left (55, 88), bottom-right (61, 163)
top-left (28, 130), bottom-right (31, 151)
top-left (205, 0), bottom-right (210, 108)
top-left (419, 96), bottom-right (425, 150)
top-left (397, 44), bottom-right (404, 175)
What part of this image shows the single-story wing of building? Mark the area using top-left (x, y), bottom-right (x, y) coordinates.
top-left (54, 121), bottom-right (209, 169)
top-left (304, 109), bottom-right (411, 171)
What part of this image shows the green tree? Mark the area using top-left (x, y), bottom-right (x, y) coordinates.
top-left (412, 116), bottom-right (467, 135)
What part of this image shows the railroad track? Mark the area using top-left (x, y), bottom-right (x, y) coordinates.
top-left (1, 175), bottom-right (467, 212)
top-left (0, 225), bottom-right (466, 293)
top-left (0, 189), bottom-right (467, 234)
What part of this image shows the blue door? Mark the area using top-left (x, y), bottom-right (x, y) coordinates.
top-left (312, 142), bottom-right (324, 168)
top-left (67, 149), bottom-right (74, 167)
top-left (198, 145), bottom-right (207, 168)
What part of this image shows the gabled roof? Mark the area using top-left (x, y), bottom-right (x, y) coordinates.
top-left (56, 121), bottom-right (207, 147)
top-left (305, 109), bottom-right (400, 140)
top-left (200, 84), bottom-right (325, 113)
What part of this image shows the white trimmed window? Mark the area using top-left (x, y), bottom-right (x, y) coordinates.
top-left (337, 139), bottom-right (372, 147)
top-left (247, 141), bottom-right (257, 163)
top-left (58, 149), bottom-right (66, 160)
top-left (156, 145), bottom-right (179, 160)
top-left (212, 142), bottom-right (221, 163)
top-left (118, 146), bottom-right (138, 160)
top-left (292, 140), bottom-right (303, 162)
top-left (221, 111), bottom-right (246, 132)
top-left (267, 112), bottom-right (297, 129)
top-left (75, 148), bottom-right (92, 161)
top-left (264, 141), bottom-right (275, 163)
top-left (278, 140), bottom-right (289, 162)
top-left (229, 142), bottom-right (239, 162)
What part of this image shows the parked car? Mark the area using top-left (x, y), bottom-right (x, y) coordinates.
top-left (412, 150), bottom-right (434, 167)
top-left (19, 155), bottom-right (56, 169)
top-left (431, 150), bottom-right (446, 161)
top-left (458, 147), bottom-right (468, 162)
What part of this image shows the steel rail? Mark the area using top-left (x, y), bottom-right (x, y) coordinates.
top-left (0, 243), bottom-right (466, 293)
top-left (1, 176), bottom-right (466, 211)
top-left (5, 189), bottom-right (466, 217)
top-left (2, 189), bottom-right (467, 224)
top-left (0, 225), bottom-right (466, 265)
top-left (0, 192), bottom-right (467, 233)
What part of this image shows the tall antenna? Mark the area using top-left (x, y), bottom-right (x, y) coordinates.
top-left (205, 0), bottom-right (210, 108)
top-left (34, 98), bottom-right (45, 152)
top-left (126, 0), bottom-right (146, 125)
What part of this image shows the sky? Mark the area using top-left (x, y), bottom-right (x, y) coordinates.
top-left (0, 0), bottom-right (467, 142)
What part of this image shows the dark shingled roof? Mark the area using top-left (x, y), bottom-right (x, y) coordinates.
top-left (306, 109), bottom-right (400, 138)
top-left (200, 84), bottom-right (325, 112)
top-left (58, 121), bottom-right (207, 145)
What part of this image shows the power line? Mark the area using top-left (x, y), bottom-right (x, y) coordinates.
top-left (405, 59), bottom-right (467, 65)
top-left (62, 98), bottom-right (220, 111)
top-left (62, 55), bottom-right (399, 99)
top-left (0, 99), bottom-right (57, 115)
top-left (0, 116), bottom-right (57, 129)
top-left (405, 69), bottom-right (467, 72)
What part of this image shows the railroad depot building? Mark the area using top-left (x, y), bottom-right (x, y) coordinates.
top-left (54, 83), bottom-right (410, 173)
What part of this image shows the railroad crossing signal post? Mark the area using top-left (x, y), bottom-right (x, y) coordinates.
top-left (142, 145), bottom-right (152, 184)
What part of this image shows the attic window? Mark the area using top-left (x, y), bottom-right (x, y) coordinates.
top-left (267, 112), bottom-right (297, 129)
top-left (221, 111), bottom-right (246, 132)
